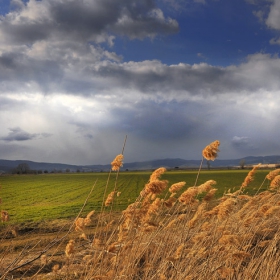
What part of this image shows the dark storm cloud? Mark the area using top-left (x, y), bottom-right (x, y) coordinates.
top-left (94, 61), bottom-right (228, 94)
top-left (1, 20), bottom-right (50, 45)
top-left (91, 54), bottom-right (280, 96)
top-left (0, 0), bottom-right (178, 94)
top-left (50, 0), bottom-right (178, 40)
top-left (1, 127), bottom-right (38, 141)
top-left (102, 99), bottom-right (210, 141)
top-left (0, 1), bottom-right (279, 97)
top-left (1, 0), bottom-right (178, 45)
top-left (0, 142), bottom-right (31, 159)
top-left (0, 51), bottom-right (63, 87)
top-left (231, 135), bottom-right (268, 155)
top-left (1, 46), bottom-right (280, 100)
top-left (41, 133), bottom-right (53, 138)
top-left (0, 96), bottom-right (22, 109)
top-left (232, 136), bottom-right (251, 147)
top-left (0, 0), bottom-right (279, 99)
top-left (0, 127), bottom-right (51, 142)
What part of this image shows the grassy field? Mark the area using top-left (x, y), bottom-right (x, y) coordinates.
top-left (1, 163), bottom-right (280, 279)
top-left (0, 169), bottom-right (270, 224)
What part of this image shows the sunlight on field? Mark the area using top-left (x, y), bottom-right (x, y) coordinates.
top-left (0, 170), bottom-right (268, 223)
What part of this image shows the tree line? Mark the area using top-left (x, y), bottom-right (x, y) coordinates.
top-left (11, 163), bottom-right (83, 174)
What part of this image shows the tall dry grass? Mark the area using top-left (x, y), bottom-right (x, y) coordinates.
top-left (1, 140), bottom-right (280, 279)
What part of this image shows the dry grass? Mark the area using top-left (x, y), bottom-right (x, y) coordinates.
top-left (1, 140), bottom-right (280, 279)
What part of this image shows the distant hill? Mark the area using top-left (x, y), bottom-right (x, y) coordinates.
top-left (1, 155), bottom-right (280, 173)
top-left (0, 159), bottom-right (110, 173)
top-left (122, 155), bottom-right (280, 170)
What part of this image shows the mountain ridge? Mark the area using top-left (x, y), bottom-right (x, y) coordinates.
top-left (1, 155), bottom-right (280, 173)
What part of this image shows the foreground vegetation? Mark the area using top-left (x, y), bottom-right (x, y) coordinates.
top-left (1, 140), bottom-right (280, 279)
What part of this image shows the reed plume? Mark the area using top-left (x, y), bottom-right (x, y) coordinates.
top-left (52, 264), bottom-right (60, 273)
top-left (266, 169), bottom-right (280, 181)
top-left (84, 210), bottom-right (95, 225)
top-left (202, 140), bottom-right (220, 161)
top-left (194, 140), bottom-right (220, 187)
top-left (178, 187), bottom-right (198, 205)
top-left (188, 202), bottom-right (207, 228)
top-left (74, 210), bottom-right (95, 231)
top-left (164, 197), bottom-right (176, 208)
top-left (197, 180), bottom-right (216, 193)
top-left (270, 175), bottom-right (280, 190)
top-left (143, 180), bottom-right (168, 196)
top-left (203, 188), bottom-right (217, 202)
top-left (105, 191), bottom-right (116, 206)
top-left (169, 181), bottom-right (186, 194)
top-left (65, 239), bottom-right (75, 258)
top-left (141, 167), bottom-right (168, 196)
top-left (143, 197), bottom-right (162, 224)
top-left (75, 217), bottom-right (85, 232)
top-left (1, 210), bottom-right (9, 222)
top-left (241, 163), bottom-right (261, 189)
top-left (149, 167), bottom-right (166, 181)
top-left (217, 198), bottom-right (237, 220)
top-left (111, 154), bottom-right (124, 171)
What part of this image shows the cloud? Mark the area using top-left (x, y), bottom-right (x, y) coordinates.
top-left (0, 127), bottom-right (51, 142)
top-left (88, 53), bottom-right (280, 98)
top-left (232, 136), bottom-right (251, 147)
top-left (0, 0), bottom-right (280, 165)
top-left (108, 99), bottom-right (203, 140)
top-left (162, 0), bottom-right (205, 11)
top-left (270, 37), bottom-right (280, 45)
top-left (0, 1), bottom-right (279, 99)
top-left (0, 87), bottom-right (279, 164)
top-left (252, 10), bottom-right (266, 22)
top-left (0, 0), bottom-right (178, 46)
top-left (249, 0), bottom-right (280, 32)
top-left (231, 135), bottom-right (264, 154)
top-left (266, 0), bottom-right (280, 30)
top-left (197, 52), bottom-right (206, 59)
top-left (0, 0), bottom-right (178, 94)
top-left (2, 35), bottom-right (280, 97)
top-left (193, 0), bottom-right (206, 3)
top-left (1, 127), bottom-right (38, 141)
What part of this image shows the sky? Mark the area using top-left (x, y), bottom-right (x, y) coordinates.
top-left (0, 0), bottom-right (280, 165)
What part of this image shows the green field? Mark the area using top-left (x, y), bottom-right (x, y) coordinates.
top-left (0, 169), bottom-right (271, 224)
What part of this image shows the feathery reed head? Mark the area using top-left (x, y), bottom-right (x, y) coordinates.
top-left (1, 210), bottom-right (9, 222)
top-left (75, 217), bottom-right (85, 232)
top-left (84, 210), bottom-right (95, 226)
top-left (149, 167), bottom-right (167, 182)
top-left (52, 264), bottom-right (60, 273)
top-left (169, 181), bottom-right (186, 194)
top-left (270, 175), bottom-right (280, 190)
top-left (197, 180), bottom-right (216, 193)
top-left (202, 140), bottom-right (220, 161)
top-left (111, 154), bottom-right (124, 171)
top-left (178, 187), bottom-right (198, 205)
top-left (65, 239), bottom-right (75, 257)
top-left (266, 169), bottom-right (280, 181)
top-left (143, 180), bottom-right (168, 196)
top-left (203, 188), bottom-right (218, 202)
top-left (141, 167), bottom-right (168, 196)
top-left (105, 191), bottom-right (116, 206)
top-left (241, 163), bottom-right (261, 189)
